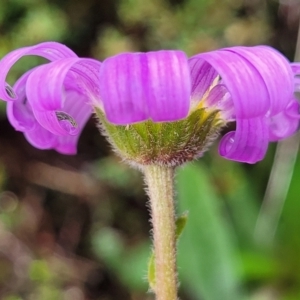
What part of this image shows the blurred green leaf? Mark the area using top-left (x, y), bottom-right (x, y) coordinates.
top-left (94, 158), bottom-right (141, 194)
top-left (93, 227), bottom-right (149, 291)
top-left (177, 163), bottom-right (244, 300)
top-left (209, 156), bottom-right (260, 249)
top-left (119, 242), bottom-right (149, 291)
top-left (29, 260), bottom-right (52, 283)
top-left (92, 227), bottom-right (125, 271)
top-left (240, 251), bottom-right (279, 282)
top-left (276, 152), bottom-right (300, 292)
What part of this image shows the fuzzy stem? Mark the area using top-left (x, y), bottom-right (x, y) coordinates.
top-left (144, 165), bottom-right (177, 300)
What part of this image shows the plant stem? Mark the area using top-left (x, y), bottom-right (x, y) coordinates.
top-left (144, 165), bottom-right (177, 300)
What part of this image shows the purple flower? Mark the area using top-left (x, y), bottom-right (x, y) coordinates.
top-left (99, 47), bottom-right (300, 163)
top-left (0, 42), bottom-right (299, 163)
top-left (0, 42), bottom-right (101, 154)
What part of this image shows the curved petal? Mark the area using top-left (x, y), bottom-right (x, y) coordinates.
top-left (268, 99), bottom-right (300, 141)
top-left (189, 59), bottom-right (218, 104)
top-left (0, 42), bottom-right (77, 101)
top-left (219, 117), bottom-right (269, 163)
top-left (190, 46), bottom-right (296, 163)
top-left (7, 69), bottom-right (37, 132)
top-left (23, 89), bottom-right (91, 154)
top-left (205, 84), bottom-right (227, 107)
top-left (224, 46), bottom-right (293, 116)
top-left (55, 136), bottom-right (80, 155)
top-left (190, 49), bottom-right (270, 118)
top-left (25, 58), bottom-right (99, 136)
top-left (24, 126), bottom-right (57, 150)
top-left (291, 63), bottom-right (300, 74)
top-left (99, 50), bottom-right (191, 125)
top-left (53, 91), bottom-right (90, 154)
top-left (292, 63), bottom-right (300, 97)
top-left (24, 125), bottom-right (78, 155)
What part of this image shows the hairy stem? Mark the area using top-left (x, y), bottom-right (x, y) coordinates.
top-left (144, 165), bottom-right (177, 300)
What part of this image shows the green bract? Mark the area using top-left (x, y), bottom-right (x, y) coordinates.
top-left (96, 107), bottom-right (225, 167)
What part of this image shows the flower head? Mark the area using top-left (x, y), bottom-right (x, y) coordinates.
top-left (189, 46), bottom-right (299, 163)
top-left (0, 42), bottom-right (101, 154)
top-left (0, 42), bottom-right (299, 164)
top-left (97, 47), bottom-right (300, 164)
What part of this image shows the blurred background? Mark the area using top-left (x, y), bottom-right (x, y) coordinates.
top-left (0, 0), bottom-right (300, 299)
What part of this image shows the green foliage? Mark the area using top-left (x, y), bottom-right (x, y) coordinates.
top-left (176, 211), bottom-right (189, 239)
top-left (93, 227), bottom-right (149, 291)
top-left (147, 249), bottom-right (156, 291)
top-left (95, 0), bottom-right (270, 58)
top-left (177, 163), bottom-right (244, 300)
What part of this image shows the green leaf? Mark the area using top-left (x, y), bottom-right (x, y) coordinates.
top-left (92, 227), bottom-right (125, 271)
top-left (176, 211), bottom-right (189, 239)
top-left (276, 152), bottom-right (300, 286)
top-left (147, 249), bottom-right (156, 291)
top-left (177, 163), bottom-right (244, 300)
top-left (209, 155), bottom-right (259, 249)
top-left (119, 242), bottom-right (150, 291)
top-left (93, 227), bottom-right (149, 291)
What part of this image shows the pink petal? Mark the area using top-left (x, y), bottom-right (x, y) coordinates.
top-left (25, 58), bottom-right (99, 136)
top-left (190, 46), bottom-right (295, 163)
top-left (219, 117), bottom-right (269, 164)
top-left (99, 50), bottom-right (191, 124)
top-left (0, 42), bottom-right (77, 101)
